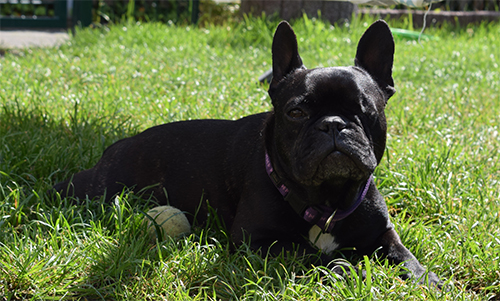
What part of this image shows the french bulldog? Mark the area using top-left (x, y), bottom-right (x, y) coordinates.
top-left (53, 20), bottom-right (441, 286)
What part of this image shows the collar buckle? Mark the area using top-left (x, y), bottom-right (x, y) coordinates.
top-left (323, 209), bottom-right (338, 233)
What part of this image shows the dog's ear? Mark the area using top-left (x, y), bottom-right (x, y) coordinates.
top-left (355, 20), bottom-right (396, 99)
top-left (270, 21), bottom-right (305, 92)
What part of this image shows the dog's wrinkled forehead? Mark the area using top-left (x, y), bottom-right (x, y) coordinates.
top-left (304, 67), bottom-right (373, 96)
top-left (301, 67), bottom-right (380, 111)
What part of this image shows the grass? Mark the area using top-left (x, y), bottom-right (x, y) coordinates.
top-left (1, 15), bottom-right (499, 300)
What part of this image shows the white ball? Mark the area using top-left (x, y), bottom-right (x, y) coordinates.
top-left (145, 206), bottom-right (191, 240)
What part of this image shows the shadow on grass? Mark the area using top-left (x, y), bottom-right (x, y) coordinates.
top-left (0, 104), bottom-right (137, 192)
top-left (62, 193), bottom-right (237, 299)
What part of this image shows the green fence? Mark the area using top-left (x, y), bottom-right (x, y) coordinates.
top-left (0, 0), bottom-right (68, 28)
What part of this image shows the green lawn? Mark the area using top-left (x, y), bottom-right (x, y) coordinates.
top-left (1, 16), bottom-right (499, 300)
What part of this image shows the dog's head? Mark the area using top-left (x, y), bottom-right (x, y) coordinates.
top-left (268, 20), bottom-right (395, 190)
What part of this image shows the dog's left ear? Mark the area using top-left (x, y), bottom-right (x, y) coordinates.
top-left (269, 21), bottom-right (305, 93)
top-left (355, 20), bottom-right (396, 99)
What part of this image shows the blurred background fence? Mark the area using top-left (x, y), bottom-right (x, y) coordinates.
top-left (1, 0), bottom-right (499, 30)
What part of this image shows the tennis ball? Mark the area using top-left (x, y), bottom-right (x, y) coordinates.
top-left (145, 206), bottom-right (191, 240)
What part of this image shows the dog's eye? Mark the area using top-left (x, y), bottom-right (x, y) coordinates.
top-left (287, 109), bottom-right (307, 119)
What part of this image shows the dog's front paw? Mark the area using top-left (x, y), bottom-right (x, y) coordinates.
top-left (402, 267), bottom-right (444, 290)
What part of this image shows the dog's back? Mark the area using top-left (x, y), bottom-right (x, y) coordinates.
top-left (53, 113), bottom-right (270, 223)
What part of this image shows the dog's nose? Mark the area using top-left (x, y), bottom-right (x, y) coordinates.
top-left (316, 116), bottom-right (347, 133)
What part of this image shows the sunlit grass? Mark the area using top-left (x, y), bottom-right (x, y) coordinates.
top-left (0, 16), bottom-right (499, 299)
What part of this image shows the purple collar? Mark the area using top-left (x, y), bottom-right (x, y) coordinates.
top-left (265, 151), bottom-right (372, 233)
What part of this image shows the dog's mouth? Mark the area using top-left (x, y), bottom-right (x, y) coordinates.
top-left (295, 148), bottom-right (372, 186)
top-left (320, 149), bottom-right (366, 176)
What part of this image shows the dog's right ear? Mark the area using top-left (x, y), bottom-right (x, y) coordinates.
top-left (270, 21), bottom-right (305, 92)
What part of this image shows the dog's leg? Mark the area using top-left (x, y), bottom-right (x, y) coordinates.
top-left (375, 228), bottom-right (442, 287)
top-left (248, 237), bottom-right (367, 280)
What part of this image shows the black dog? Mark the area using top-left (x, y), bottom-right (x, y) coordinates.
top-left (53, 20), bottom-right (440, 286)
